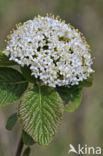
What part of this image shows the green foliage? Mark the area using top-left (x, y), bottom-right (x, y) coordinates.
top-left (23, 147), bottom-right (31, 156)
top-left (0, 52), bottom-right (16, 66)
top-left (0, 67), bottom-right (28, 106)
top-left (80, 74), bottom-right (93, 88)
top-left (22, 130), bottom-right (34, 145)
top-left (20, 66), bottom-right (36, 83)
top-left (18, 86), bottom-right (64, 146)
top-left (56, 86), bottom-right (82, 112)
top-left (0, 50), bottom-right (93, 148)
top-left (6, 113), bottom-right (17, 130)
top-left (56, 75), bottom-right (93, 112)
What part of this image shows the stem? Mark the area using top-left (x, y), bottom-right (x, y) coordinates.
top-left (15, 136), bottom-right (24, 156)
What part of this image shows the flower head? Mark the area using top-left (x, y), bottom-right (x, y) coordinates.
top-left (5, 15), bottom-right (94, 87)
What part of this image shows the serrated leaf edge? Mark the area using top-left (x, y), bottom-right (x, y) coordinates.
top-left (18, 87), bottom-right (64, 146)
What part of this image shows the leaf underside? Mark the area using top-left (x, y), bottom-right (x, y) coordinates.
top-left (18, 86), bottom-right (64, 146)
top-left (0, 67), bottom-right (28, 106)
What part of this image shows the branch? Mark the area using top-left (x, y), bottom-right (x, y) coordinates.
top-left (15, 136), bottom-right (24, 156)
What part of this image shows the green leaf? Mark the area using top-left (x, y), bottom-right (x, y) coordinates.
top-left (22, 130), bottom-right (34, 145)
top-left (56, 86), bottom-right (82, 112)
top-left (18, 86), bottom-right (64, 146)
top-left (0, 51), bottom-right (16, 66)
top-left (6, 113), bottom-right (17, 130)
top-left (80, 74), bottom-right (93, 88)
top-left (0, 67), bottom-right (28, 106)
top-left (23, 147), bottom-right (31, 156)
top-left (20, 66), bottom-right (36, 83)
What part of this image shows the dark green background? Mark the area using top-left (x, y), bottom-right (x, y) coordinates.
top-left (0, 0), bottom-right (102, 156)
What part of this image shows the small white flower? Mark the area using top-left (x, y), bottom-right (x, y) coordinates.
top-left (5, 15), bottom-right (94, 87)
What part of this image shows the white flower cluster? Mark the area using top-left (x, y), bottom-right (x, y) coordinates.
top-left (5, 16), bottom-right (94, 87)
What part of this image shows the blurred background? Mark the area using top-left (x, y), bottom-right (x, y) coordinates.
top-left (0, 0), bottom-right (103, 155)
